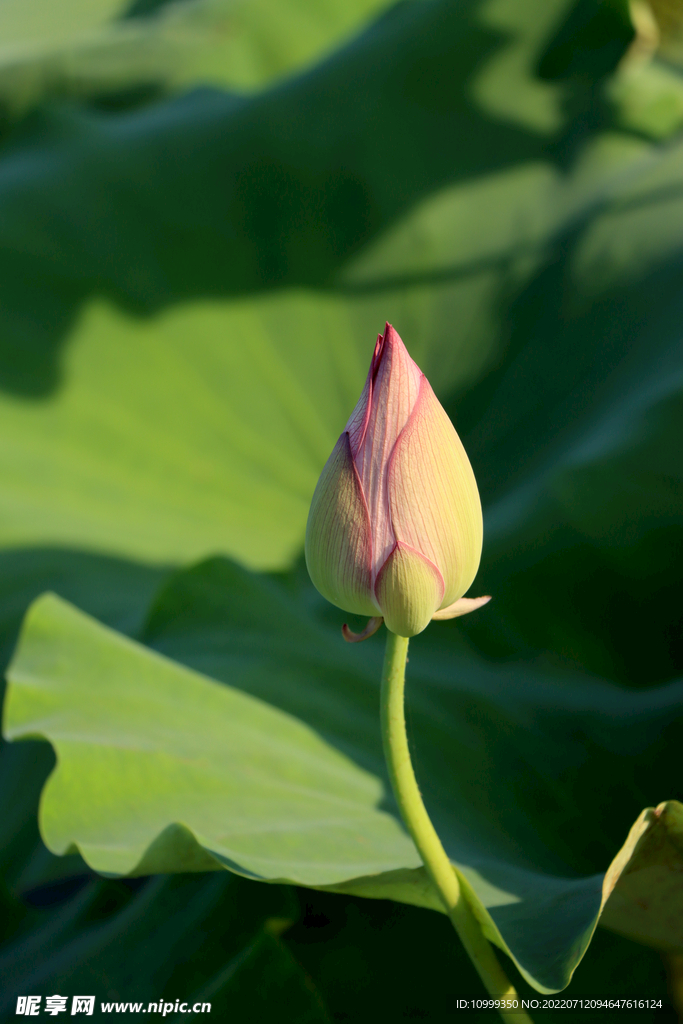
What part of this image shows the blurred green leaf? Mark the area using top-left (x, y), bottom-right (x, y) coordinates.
top-left (285, 887), bottom-right (673, 1022)
top-left (0, 0), bottom-right (679, 573)
top-left (0, 0), bottom-right (127, 52)
top-left (448, 143), bottom-right (683, 688)
top-left (0, 138), bottom-right (671, 570)
top-left (0, 0), bottom-right (393, 118)
top-left (609, 59), bottom-right (683, 139)
top-left (0, 870), bottom-right (329, 1023)
top-left (0, 0), bottom-right (560, 565)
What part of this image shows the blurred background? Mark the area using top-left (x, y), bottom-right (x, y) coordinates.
top-left (0, 0), bottom-right (682, 1019)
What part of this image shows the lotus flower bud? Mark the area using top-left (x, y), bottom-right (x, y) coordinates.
top-left (305, 323), bottom-right (485, 638)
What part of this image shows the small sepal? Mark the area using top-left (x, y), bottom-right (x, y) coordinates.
top-left (342, 616), bottom-right (384, 643)
top-left (375, 542), bottom-right (444, 637)
top-left (431, 595), bottom-right (492, 620)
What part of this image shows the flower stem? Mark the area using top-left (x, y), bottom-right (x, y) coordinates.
top-left (380, 630), bottom-right (533, 1023)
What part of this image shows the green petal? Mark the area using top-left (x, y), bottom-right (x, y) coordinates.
top-left (374, 542), bottom-right (444, 637)
top-left (388, 379), bottom-right (483, 608)
top-left (305, 433), bottom-right (377, 615)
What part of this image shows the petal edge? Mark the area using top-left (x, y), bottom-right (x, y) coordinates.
top-left (305, 433), bottom-right (377, 616)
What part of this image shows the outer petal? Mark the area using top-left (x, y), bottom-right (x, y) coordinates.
top-left (374, 542), bottom-right (445, 637)
top-left (388, 377), bottom-right (483, 609)
top-left (305, 432), bottom-right (378, 616)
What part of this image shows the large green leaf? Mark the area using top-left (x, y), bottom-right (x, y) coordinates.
top-left (0, 0), bottom-right (393, 118)
top-left (0, 295), bottom-right (371, 568)
top-left (0, 547), bottom-right (170, 887)
top-left (4, 593), bottom-right (417, 882)
top-left (0, 552), bottom-right (329, 1024)
top-left (5, 578), bottom-right (681, 993)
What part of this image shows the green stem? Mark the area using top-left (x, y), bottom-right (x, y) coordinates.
top-left (380, 630), bottom-right (533, 1024)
